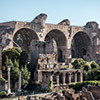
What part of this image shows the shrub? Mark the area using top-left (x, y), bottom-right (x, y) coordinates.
top-left (21, 66), bottom-right (31, 87)
top-left (72, 58), bottom-right (86, 69)
top-left (48, 80), bottom-right (53, 91)
top-left (87, 68), bottom-right (100, 80)
top-left (91, 61), bottom-right (99, 69)
top-left (0, 91), bottom-right (7, 98)
top-left (83, 71), bottom-right (88, 81)
top-left (83, 62), bottom-right (91, 71)
top-left (69, 81), bottom-right (100, 91)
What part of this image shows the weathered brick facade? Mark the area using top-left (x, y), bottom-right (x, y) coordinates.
top-left (0, 13), bottom-right (99, 66)
top-left (0, 14), bottom-right (100, 91)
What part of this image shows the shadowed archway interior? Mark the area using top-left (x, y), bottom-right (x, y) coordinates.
top-left (45, 29), bottom-right (67, 62)
top-left (71, 32), bottom-right (91, 60)
top-left (13, 28), bottom-right (39, 53)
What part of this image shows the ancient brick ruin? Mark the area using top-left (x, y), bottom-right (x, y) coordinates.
top-left (0, 13), bottom-right (100, 90)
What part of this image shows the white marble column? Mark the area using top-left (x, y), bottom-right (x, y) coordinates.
top-left (63, 73), bottom-right (66, 85)
top-left (75, 73), bottom-right (77, 83)
top-left (57, 75), bottom-right (59, 85)
top-left (18, 71), bottom-right (22, 92)
top-left (7, 66), bottom-right (11, 94)
top-left (80, 72), bottom-right (83, 82)
top-left (68, 73), bottom-right (71, 84)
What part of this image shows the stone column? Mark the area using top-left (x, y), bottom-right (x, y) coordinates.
top-left (18, 71), bottom-right (22, 92)
top-left (63, 73), bottom-right (66, 85)
top-left (68, 73), bottom-right (71, 84)
top-left (7, 66), bottom-right (11, 94)
top-left (75, 73), bottom-right (77, 83)
top-left (80, 72), bottom-right (83, 82)
top-left (57, 75), bottom-right (59, 85)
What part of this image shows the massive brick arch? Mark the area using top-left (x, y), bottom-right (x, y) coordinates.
top-left (71, 31), bottom-right (92, 61)
top-left (13, 28), bottom-right (39, 53)
top-left (45, 29), bottom-right (67, 62)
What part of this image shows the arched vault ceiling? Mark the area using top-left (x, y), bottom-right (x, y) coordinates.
top-left (45, 29), bottom-right (67, 47)
top-left (13, 28), bottom-right (39, 53)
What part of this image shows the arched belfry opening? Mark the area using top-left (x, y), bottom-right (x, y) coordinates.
top-left (13, 28), bottom-right (39, 53)
top-left (71, 32), bottom-right (91, 60)
top-left (45, 29), bottom-right (67, 62)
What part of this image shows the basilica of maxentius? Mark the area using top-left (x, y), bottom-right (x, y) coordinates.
top-left (0, 13), bottom-right (100, 90)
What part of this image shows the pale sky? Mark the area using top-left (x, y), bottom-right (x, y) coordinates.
top-left (0, 0), bottom-right (100, 26)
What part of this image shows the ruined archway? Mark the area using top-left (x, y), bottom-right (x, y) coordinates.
top-left (59, 73), bottom-right (63, 84)
top-left (71, 32), bottom-right (91, 60)
top-left (65, 73), bottom-right (69, 84)
top-left (53, 73), bottom-right (57, 85)
top-left (45, 29), bottom-right (67, 62)
top-left (13, 28), bottom-right (39, 53)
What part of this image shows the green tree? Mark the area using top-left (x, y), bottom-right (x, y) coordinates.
top-left (83, 71), bottom-right (88, 81)
top-left (21, 66), bottom-right (30, 87)
top-left (2, 47), bottom-right (30, 89)
top-left (72, 58), bottom-right (86, 69)
top-left (19, 51), bottom-right (28, 68)
top-left (91, 61), bottom-right (99, 69)
top-left (83, 62), bottom-right (91, 71)
top-left (2, 47), bottom-right (22, 66)
top-left (87, 68), bottom-right (100, 80)
top-left (2, 57), bottom-right (13, 79)
top-left (10, 59), bottom-right (19, 87)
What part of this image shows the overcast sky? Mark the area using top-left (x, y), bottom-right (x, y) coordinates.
top-left (0, 0), bottom-right (100, 26)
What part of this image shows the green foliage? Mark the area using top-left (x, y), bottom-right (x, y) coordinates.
top-left (83, 62), bottom-right (91, 71)
top-left (19, 51), bottom-right (28, 68)
top-left (2, 59), bottom-right (19, 87)
top-left (21, 66), bottom-right (30, 87)
top-left (0, 77), bottom-right (6, 82)
top-left (91, 61), bottom-right (99, 69)
top-left (61, 65), bottom-right (68, 69)
top-left (2, 47), bottom-right (22, 66)
top-left (48, 80), bottom-right (53, 91)
top-left (0, 77), bottom-right (6, 85)
top-left (2, 58), bottom-right (13, 80)
top-left (72, 58), bottom-right (86, 69)
top-left (87, 67), bottom-right (100, 80)
top-left (5, 57), bottom-right (13, 67)
top-left (72, 58), bottom-right (100, 81)
top-left (83, 71), bottom-right (88, 81)
top-left (2, 47), bottom-right (30, 88)
top-left (69, 81), bottom-right (100, 91)
top-left (0, 91), bottom-right (7, 98)
top-left (11, 59), bottom-right (19, 87)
